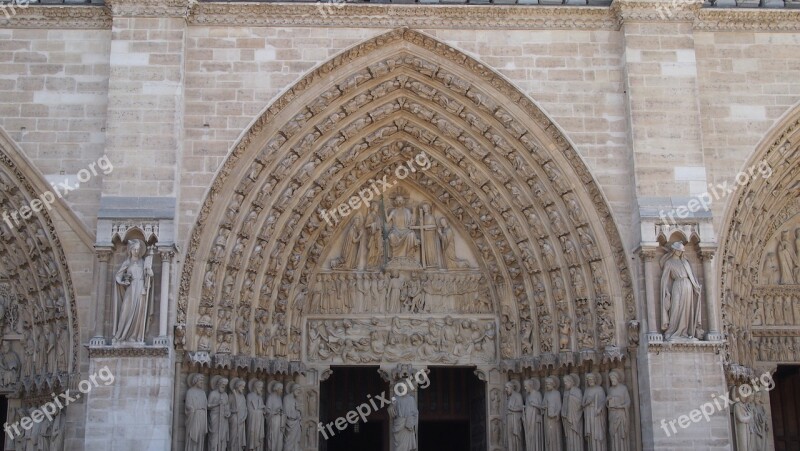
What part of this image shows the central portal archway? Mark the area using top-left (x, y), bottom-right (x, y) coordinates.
top-left (175, 28), bottom-right (635, 451)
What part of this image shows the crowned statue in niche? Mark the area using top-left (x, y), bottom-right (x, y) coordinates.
top-left (114, 239), bottom-right (154, 343)
top-left (660, 241), bottom-right (702, 342)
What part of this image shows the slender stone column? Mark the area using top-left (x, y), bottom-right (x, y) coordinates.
top-left (701, 248), bottom-right (723, 341)
top-left (642, 249), bottom-right (662, 343)
top-left (89, 250), bottom-right (111, 346)
top-left (155, 249), bottom-right (173, 346)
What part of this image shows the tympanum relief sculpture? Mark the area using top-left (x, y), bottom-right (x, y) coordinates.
top-left (309, 187), bottom-right (497, 364)
top-left (746, 222), bottom-right (800, 364)
top-left (306, 317), bottom-right (496, 364)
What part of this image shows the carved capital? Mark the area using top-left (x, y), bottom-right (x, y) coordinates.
top-left (159, 249), bottom-right (175, 262)
top-left (96, 249), bottom-right (112, 263)
top-left (639, 248), bottom-right (659, 262)
top-left (699, 248), bottom-right (716, 262)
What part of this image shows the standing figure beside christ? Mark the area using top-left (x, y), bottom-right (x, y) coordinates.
top-left (416, 202), bottom-right (441, 268)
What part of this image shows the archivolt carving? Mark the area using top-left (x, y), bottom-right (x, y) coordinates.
top-left (719, 107), bottom-right (800, 377)
top-left (178, 29), bottom-right (634, 365)
top-left (0, 146), bottom-right (80, 396)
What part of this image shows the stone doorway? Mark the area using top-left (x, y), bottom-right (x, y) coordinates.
top-left (770, 365), bottom-right (800, 451)
top-left (319, 366), bottom-right (389, 451)
top-left (319, 366), bottom-right (486, 451)
top-left (418, 367), bottom-right (485, 451)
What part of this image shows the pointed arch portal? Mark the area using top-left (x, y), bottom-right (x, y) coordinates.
top-left (0, 128), bottom-right (81, 400)
top-left (177, 28), bottom-right (635, 370)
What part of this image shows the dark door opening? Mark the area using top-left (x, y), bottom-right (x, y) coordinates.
top-left (418, 420), bottom-right (469, 450)
top-left (320, 366), bottom-right (389, 451)
top-left (770, 365), bottom-right (800, 451)
top-left (319, 366), bottom-right (486, 451)
top-left (0, 396), bottom-right (6, 451)
top-left (418, 367), bottom-right (485, 451)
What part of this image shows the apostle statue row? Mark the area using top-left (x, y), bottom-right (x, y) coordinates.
top-left (184, 374), bottom-right (302, 451)
top-left (506, 369), bottom-right (631, 451)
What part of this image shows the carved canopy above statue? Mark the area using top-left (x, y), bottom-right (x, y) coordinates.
top-left (178, 28), bottom-right (635, 364)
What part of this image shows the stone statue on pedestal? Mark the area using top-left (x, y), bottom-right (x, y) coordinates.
top-left (733, 389), bottom-right (753, 451)
top-left (543, 376), bottom-right (562, 451)
top-left (505, 380), bottom-right (524, 451)
top-left (246, 379), bottom-right (266, 451)
top-left (582, 373), bottom-right (607, 451)
top-left (607, 370), bottom-right (630, 451)
top-left (185, 374), bottom-right (208, 451)
top-left (114, 239), bottom-right (153, 343)
top-left (660, 242), bottom-right (702, 341)
top-left (266, 381), bottom-right (284, 451)
top-left (228, 378), bottom-right (247, 451)
top-left (523, 378), bottom-right (544, 451)
top-left (388, 383), bottom-right (418, 451)
top-left (208, 376), bottom-right (231, 451)
top-left (282, 383), bottom-right (302, 451)
top-left (561, 374), bottom-right (583, 451)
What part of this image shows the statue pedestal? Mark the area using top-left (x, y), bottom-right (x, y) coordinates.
top-left (84, 346), bottom-right (174, 451)
top-left (638, 342), bottom-right (731, 449)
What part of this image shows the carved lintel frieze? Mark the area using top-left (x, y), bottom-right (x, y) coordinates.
top-left (612, 0), bottom-right (703, 23)
top-left (88, 346), bottom-right (169, 358)
top-left (189, 3), bottom-right (620, 30)
top-left (648, 340), bottom-right (724, 353)
top-left (106, 0), bottom-right (191, 18)
top-left (695, 8), bottom-right (800, 32)
top-left (0, 5), bottom-right (111, 29)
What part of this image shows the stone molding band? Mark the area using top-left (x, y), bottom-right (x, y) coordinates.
top-left (4, 3), bottom-right (800, 32)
